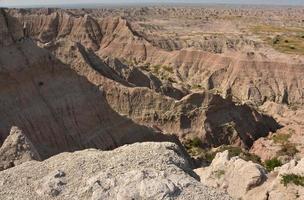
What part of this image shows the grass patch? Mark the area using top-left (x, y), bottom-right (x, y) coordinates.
top-left (264, 157), bottom-right (282, 172)
top-left (209, 88), bottom-right (223, 95)
top-left (183, 137), bottom-right (204, 157)
top-left (191, 84), bottom-right (203, 90)
top-left (186, 137), bottom-right (202, 148)
top-left (162, 65), bottom-right (174, 73)
top-left (281, 174), bottom-right (304, 187)
top-left (150, 64), bottom-right (174, 74)
top-left (149, 64), bottom-right (175, 82)
top-left (197, 146), bottom-right (261, 164)
top-left (212, 170), bottom-right (226, 179)
top-left (266, 35), bottom-right (304, 55)
top-left (183, 142), bottom-right (261, 165)
top-left (219, 146), bottom-right (262, 164)
top-left (250, 24), bottom-right (304, 55)
top-left (251, 25), bottom-right (304, 34)
top-left (272, 133), bottom-right (291, 144)
top-left (277, 143), bottom-right (299, 157)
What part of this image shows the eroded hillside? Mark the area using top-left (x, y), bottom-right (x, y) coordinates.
top-left (1, 5), bottom-right (304, 200)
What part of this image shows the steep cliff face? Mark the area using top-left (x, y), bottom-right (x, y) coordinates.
top-left (104, 90), bottom-right (280, 148)
top-left (0, 9), bottom-right (23, 46)
top-left (0, 9), bottom-right (177, 159)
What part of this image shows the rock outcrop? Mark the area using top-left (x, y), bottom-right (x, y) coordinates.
top-left (195, 150), bottom-right (304, 200)
top-left (251, 102), bottom-right (304, 161)
top-left (245, 159), bottom-right (304, 200)
top-left (0, 126), bottom-right (41, 171)
top-left (0, 142), bottom-right (232, 200)
top-left (195, 151), bottom-right (267, 199)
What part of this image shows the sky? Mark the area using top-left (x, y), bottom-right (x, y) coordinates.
top-left (1, 0), bottom-right (304, 7)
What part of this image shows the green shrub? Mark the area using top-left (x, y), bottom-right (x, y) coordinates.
top-left (264, 158), bottom-right (282, 172)
top-left (281, 174), bottom-right (304, 187)
top-left (219, 146), bottom-right (242, 158)
top-left (183, 137), bottom-right (203, 157)
top-left (278, 143), bottom-right (299, 157)
top-left (218, 146), bottom-right (261, 164)
top-left (151, 64), bottom-right (161, 74)
top-left (162, 65), bottom-right (174, 73)
top-left (192, 84), bottom-right (203, 90)
top-left (272, 133), bottom-right (291, 144)
top-left (212, 170), bottom-right (225, 179)
top-left (189, 137), bottom-right (202, 148)
top-left (204, 152), bottom-right (217, 163)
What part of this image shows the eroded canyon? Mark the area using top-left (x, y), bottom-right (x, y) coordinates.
top-left (1, 5), bottom-right (304, 200)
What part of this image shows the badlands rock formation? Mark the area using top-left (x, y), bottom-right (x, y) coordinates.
top-left (251, 102), bottom-right (304, 161)
top-left (0, 5), bottom-right (304, 200)
top-left (195, 150), bottom-right (304, 200)
top-left (0, 9), bottom-right (178, 160)
top-left (0, 8), bottom-right (281, 155)
top-left (9, 7), bottom-right (304, 106)
top-left (0, 142), bottom-right (231, 200)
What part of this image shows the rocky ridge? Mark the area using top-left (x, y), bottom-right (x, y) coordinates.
top-left (0, 142), bottom-right (232, 200)
top-left (8, 8), bottom-right (304, 106)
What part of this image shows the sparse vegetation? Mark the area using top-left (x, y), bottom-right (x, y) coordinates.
top-left (281, 174), bottom-right (304, 187)
top-left (272, 133), bottom-right (291, 144)
top-left (209, 88), bottom-right (223, 95)
top-left (191, 84), bottom-right (203, 90)
top-left (250, 25), bottom-right (304, 55)
top-left (212, 170), bottom-right (225, 179)
top-left (251, 25), bottom-right (304, 34)
top-left (184, 143), bottom-right (262, 165)
top-left (149, 64), bottom-right (175, 81)
top-left (187, 137), bottom-right (202, 148)
top-left (264, 158), bottom-right (282, 172)
top-left (183, 137), bottom-right (204, 157)
top-left (267, 35), bottom-right (304, 55)
top-left (217, 146), bottom-right (262, 164)
top-left (277, 143), bottom-right (299, 157)
top-left (162, 65), bottom-right (174, 73)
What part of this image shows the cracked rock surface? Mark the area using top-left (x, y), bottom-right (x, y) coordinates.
top-left (0, 142), bottom-right (232, 200)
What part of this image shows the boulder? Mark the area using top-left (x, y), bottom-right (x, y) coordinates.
top-left (195, 150), bottom-right (267, 199)
top-left (196, 151), bottom-right (304, 200)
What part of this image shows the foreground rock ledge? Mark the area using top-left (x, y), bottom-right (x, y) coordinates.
top-left (0, 142), bottom-right (231, 200)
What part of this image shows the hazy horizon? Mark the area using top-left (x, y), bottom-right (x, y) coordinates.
top-left (1, 0), bottom-right (304, 8)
